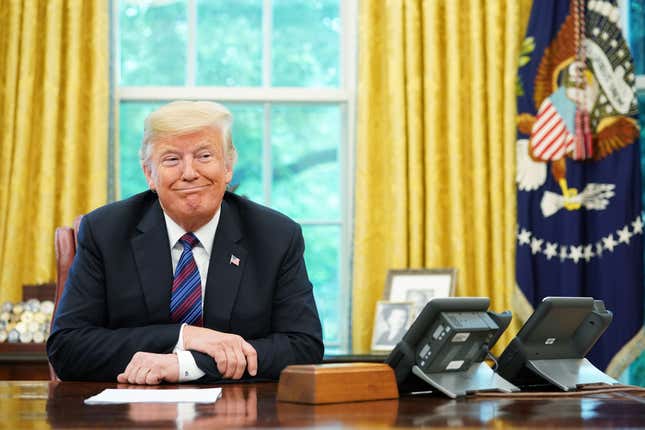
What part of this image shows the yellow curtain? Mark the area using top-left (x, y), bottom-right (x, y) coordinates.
top-left (0, 0), bottom-right (109, 303)
top-left (353, 0), bottom-right (533, 352)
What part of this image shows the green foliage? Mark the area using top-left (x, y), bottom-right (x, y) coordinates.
top-left (119, 101), bottom-right (165, 198)
top-left (197, 1), bottom-right (262, 86)
top-left (228, 103), bottom-right (264, 201)
top-left (520, 36), bottom-right (535, 57)
top-left (272, 0), bottom-right (339, 87)
top-left (119, 1), bottom-right (187, 85)
top-left (630, 0), bottom-right (645, 74)
top-left (271, 104), bottom-right (340, 220)
top-left (515, 36), bottom-right (534, 97)
top-left (631, 347), bottom-right (645, 386)
top-left (633, 90), bottom-right (645, 386)
top-left (516, 76), bottom-right (524, 97)
top-left (302, 225), bottom-right (341, 344)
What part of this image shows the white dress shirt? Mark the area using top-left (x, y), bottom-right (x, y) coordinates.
top-left (164, 209), bottom-right (221, 382)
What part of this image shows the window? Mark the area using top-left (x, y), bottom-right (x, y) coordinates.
top-left (114, 0), bottom-right (356, 353)
top-left (624, 0), bottom-right (645, 385)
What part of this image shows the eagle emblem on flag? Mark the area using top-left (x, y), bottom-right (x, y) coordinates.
top-left (515, 0), bottom-right (645, 377)
top-left (516, 0), bottom-right (639, 218)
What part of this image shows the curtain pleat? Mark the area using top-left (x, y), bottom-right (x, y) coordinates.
top-left (353, 0), bottom-right (533, 353)
top-left (0, 0), bottom-right (109, 302)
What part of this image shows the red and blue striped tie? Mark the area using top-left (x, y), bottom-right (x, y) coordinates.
top-left (170, 233), bottom-right (203, 326)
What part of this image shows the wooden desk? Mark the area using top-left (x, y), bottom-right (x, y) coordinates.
top-left (0, 283), bottom-right (55, 380)
top-left (0, 344), bottom-right (49, 380)
top-left (1, 380), bottom-right (644, 428)
top-left (0, 352), bottom-right (386, 381)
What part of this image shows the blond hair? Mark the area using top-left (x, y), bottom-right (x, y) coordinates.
top-left (140, 100), bottom-right (237, 168)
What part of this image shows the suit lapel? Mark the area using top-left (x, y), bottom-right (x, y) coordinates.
top-left (203, 198), bottom-right (247, 331)
top-left (131, 198), bottom-right (174, 323)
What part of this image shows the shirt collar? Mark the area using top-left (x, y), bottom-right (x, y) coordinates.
top-left (163, 208), bottom-right (221, 256)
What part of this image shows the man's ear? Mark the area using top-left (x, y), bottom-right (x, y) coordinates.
top-left (225, 164), bottom-right (233, 184)
top-left (143, 164), bottom-right (156, 191)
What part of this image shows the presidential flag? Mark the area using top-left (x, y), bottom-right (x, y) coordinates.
top-left (515, 0), bottom-right (644, 375)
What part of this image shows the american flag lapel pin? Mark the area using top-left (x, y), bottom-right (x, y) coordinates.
top-left (230, 254), bottom-right (240, 266)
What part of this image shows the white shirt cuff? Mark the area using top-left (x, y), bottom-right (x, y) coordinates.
top-left (177, 350), bottom-right (205, 381)
top-left (174, 323), bottom-right (205, 381)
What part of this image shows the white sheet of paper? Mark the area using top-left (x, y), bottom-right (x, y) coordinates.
top-left (84, 388), bottom-right (222, 405)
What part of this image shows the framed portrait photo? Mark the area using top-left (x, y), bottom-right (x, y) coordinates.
top-left (371, 300), bottom-right (414, 352)
top-left (384, 268), bottom-right (457, 318)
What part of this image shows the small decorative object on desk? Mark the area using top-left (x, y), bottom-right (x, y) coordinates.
top-left (370, 300), bottom-right (414, 352)
top-left (384, 268), bottom-right (457, 318)
top-left (0, 299), bottom-right (54, 344)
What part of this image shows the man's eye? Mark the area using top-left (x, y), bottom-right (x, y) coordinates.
top-left (198, 153), bottom-right (212, 161)
top-left (161, 157), bottom-right (179, 166)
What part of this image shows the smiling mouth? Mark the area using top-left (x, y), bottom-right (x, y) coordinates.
top-left (174, 185), bottom-right (209, 192)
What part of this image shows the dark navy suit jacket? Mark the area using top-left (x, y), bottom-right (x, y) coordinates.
top-left (47, 191), bottom-right (323, 382)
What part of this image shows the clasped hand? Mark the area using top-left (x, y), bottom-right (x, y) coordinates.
top-left (183, 325), bottom-right (258, 379)
top-left (118, 327), bottom-right (257, 384)
top-left (117, 351), bottom-right (178, 385)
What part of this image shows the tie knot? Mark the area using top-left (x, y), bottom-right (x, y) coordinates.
top-left (179, 232), bottom-right (199, 249)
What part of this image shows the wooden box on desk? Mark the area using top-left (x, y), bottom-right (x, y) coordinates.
top-left (277, 363), bottom-right (399, 404)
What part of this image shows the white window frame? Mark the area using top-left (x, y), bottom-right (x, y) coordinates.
top-left (112, 0), bottom-right (357, 353)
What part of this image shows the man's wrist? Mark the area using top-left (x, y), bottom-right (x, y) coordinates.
top-left (176, 350), bottom-right (205, 381)
top-left (179, 323), bottom-right (188, 350)
top-left (173, 323), bottom-right (188, 353)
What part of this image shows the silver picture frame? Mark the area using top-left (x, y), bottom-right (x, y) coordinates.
top-left (384, 268), bottom-right (457, 318)
top-left (370, 300), bottom-right (414, 352)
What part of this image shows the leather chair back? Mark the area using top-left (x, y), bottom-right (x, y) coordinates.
top-left (50, 215), bottom-right (82, 380)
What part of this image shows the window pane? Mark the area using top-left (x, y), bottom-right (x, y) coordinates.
top-left (302, 225), bottom-right (340, 348)
top-left (272, 0), bottom-right (340, 87)
top-left (271, 104), bottom-right (340, 220)
top-left (639, 92), bottom-right (645, 198)
top-left (196, 0), bottom-right (262, 86)
top-left (629, 0), bottom-right (645, 74)
top-left (631, 92), bottom-right (645, 386)
top-left (119, 101), bottom-right (166, 198)
top-left (228, 104), bottom-right (263, 202)
top-left (119, 0), bottom-right (187, 86)
top-left (639, 91), bottom-right (645, 141)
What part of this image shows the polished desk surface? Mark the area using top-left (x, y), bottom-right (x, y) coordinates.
top-left (1, 380), bottom-right (644, 429)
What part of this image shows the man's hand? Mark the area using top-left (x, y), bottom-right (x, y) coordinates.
top-left (183, 326), bottom-right (257, 379)
top-left (117, 352), bottom-right (179, 385)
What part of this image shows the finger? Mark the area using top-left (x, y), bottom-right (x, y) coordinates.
top-left (133, 367), bottom-right (150, 385)
top-left (127, 367), bottom-right (139, 384)
top-left (146, 369), bottom-right (162, 385)
top-left (242, 342), bottom-right (258, 376)
top-left (226, 345), bottom-right (242, 379)
top-left (213, 348), bottom-right (228, 376)
top-left (117, 372), bottom-right (128, 383)
top-left (120, 360), bottom-right (137, 382)
top-left (120, 351), bottom-right (144, 384)
top-left (222, 346), bottom-right (237, 378)
top-left (127, 368), bottom-right (138, 385)
top-left (138, 367), bottom-right (152, 385)
top-left (231, 345), bottom-right (247, 380)
top-left (121, 366), bottom-right (136, 385)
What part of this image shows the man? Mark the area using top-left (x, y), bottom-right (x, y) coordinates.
top-left (47, 101), bottom-right (324, 384)
top-left (375, 306), bottom-right (409, 346)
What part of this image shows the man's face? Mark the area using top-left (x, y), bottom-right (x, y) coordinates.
top-left (387, 308), bottom-right (408, 332)
top-left (143, 127), bottom-right (232, 231)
